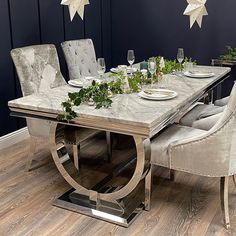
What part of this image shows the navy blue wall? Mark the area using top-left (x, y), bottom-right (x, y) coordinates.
top-left (0, 0), bottom-right (111, 136)
top-left (111, 0), bottom-right (236, 66)
top-left (1, 0), bottom-right (236, 136)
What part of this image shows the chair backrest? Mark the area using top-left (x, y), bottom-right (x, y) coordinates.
top-left (208, 82), bottom-right (236, 175)
top-left (61, 39), bottom-right (98, 80)
top-left (11, 44), bottom-right (66, 96)
top-left (171, 82), bottom-right (236, 177)
top-left (191, 82), bottom-right (236, 176)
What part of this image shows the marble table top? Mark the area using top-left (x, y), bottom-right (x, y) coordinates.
top-left (8, 66), bottom-right (231, 137)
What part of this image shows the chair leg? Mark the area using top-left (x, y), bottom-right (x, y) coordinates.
top-left (233, 175), bottom-right (236, 188)
top-left (170, 169), bottom-right (175, 181)
top-left (25, 136), bottom-right (37, 171)
top-left (73, 144), bottom-right (80, 171)
top-left (145, 165), bottom-right (153, 211)
top-left (106, 131), bottom-right (112, 162)
top-left (220, 177), bottom-right (230, 229)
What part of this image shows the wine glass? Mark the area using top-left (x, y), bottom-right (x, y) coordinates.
top-left (127, 50), bottom-right (135, 71)
top-left (148, 58), bottom-right (156, 87)
top-left (177, 48), bottom-right (184, 73)
top-left (177, 48), bottom-right (184, 63)
top-left (97, 58), bottom-right (106, 80)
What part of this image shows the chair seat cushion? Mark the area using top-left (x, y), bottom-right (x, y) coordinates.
top-left (27, 118), bottom-right (99, 142)
top-left (151, 124), bottom-right (207, 168)
top-left (27, 119), bottom-right (51, 138)
top-left (180, 104), bottom-right (225, 127)
top-left (192, 112), bottom-right (223, 130)
top-left (214, 96), bottom-right (229, 106)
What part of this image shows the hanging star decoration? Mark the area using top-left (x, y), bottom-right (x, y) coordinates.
top-left (61, 0), bottom-right (90, 21)
top-left (184, 0), bottom-right (208, 28)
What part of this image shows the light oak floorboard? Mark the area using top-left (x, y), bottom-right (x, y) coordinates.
top-left (1, 134), bottom-right (236, 236)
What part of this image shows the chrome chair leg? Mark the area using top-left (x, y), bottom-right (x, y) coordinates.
top-left (106, 131), bottom-right (112, 162)
top-left (145, 165), bottom-right (152, 211)
top-left (233, 175), bottom-right (236, 188)
top-left (220, 177), bottom-right (230, 229)
top-left (25, 136), bottom-right (37, 171)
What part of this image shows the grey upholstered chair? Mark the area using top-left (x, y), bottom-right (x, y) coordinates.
top-left (180, 93), bottom-right (230, 130)
top-left (149, 82), bottom-right (236, 228)
top-left (61, 39), bottom-right (98, 80)
top-left (180, 103), bottom-right (226, 130)
top-left (11, 44), bottom-right (99, 171)
top-left (215, 96), bottom-right (229, 106)
top-left (61, 39), bottom-right (112, 160)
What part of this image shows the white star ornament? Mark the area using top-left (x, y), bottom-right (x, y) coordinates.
top-left (184, 0), bottom-right (208, 28)
top-left (61, 0), bottom-right (90, 21)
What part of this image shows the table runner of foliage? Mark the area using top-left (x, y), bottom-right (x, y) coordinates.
top-left (58, 56), bottom-right (195, 121)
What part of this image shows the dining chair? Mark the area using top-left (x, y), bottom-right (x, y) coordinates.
top-left (180, 85), bottom-right (233, 130)
top-left (215, 96), bottom-right (229, 106)
top-left (149, 82), bottom-right (236, 228)
top-left (179, 103), bottom-right (226, 130)
top-left (11, 44), bottom-right (100, 171)
top-left (61, 39), bottom-right (98, 80)
top-left (61, 39), bottom-right (112, 160)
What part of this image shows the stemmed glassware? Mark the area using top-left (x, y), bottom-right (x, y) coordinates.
top-left (97, 58), bottom-right (106, 81)
top-left (177, 48), bottom-right (184, 73)
top-left (127, 50), bottom-right (135, 72)
top-left (148, 57), bottom-right (157, 87)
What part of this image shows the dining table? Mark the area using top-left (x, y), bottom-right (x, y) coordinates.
top-left (8, 65), bottom-right (231, 227)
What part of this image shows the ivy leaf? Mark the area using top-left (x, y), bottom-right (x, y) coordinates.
top-left (74, 97), bottom-right (81, 106)
top-left (68, 92), bottom-right (77, 100)
top-left (62, 101), bottom-right (71, 109)
top-left (57, 114), bottom-right (65, 121)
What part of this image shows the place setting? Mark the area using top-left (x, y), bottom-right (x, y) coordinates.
top-left (138, 88), bottom-right (178, 101)
top-left (110, 50), bottom-right (138, 74)
top-left (183, 70), bottom-right (215, 78)
top-left (176, 48), bottom-right (215, 79)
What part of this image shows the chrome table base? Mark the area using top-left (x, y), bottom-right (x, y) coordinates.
top-left (54, 188), bottom-right (144, 227)
top-left (50, 123), bottom-right (151, 227)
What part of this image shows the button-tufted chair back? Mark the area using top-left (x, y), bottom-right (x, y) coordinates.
top-left (61, 39), bottom-right (98, 80)
top-left (11, 44), bottom-right (66, 97)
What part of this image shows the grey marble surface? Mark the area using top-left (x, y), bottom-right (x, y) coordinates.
top-left (8, 66), bottom-right (231, 132)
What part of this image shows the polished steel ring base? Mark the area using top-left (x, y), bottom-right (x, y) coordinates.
top-left (54, 188), bottom-right (144, 227)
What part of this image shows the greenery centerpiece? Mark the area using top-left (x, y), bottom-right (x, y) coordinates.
top-left (58, 56), bottom-right (194, 121)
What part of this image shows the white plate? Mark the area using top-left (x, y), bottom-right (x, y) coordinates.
top-left (110, 68), bottom-right (119, 73)
top-left (127, 67), bottom-right (138, 74)
top-left (184, 71), bottom-right (215, 78)
top-left (110, 67), bottom-right (138, 74)
top-left (84, 76), bottom-right (96, 80)
top-left (138, 89), bottom-right (178, 101)
top-left (68, 79), bottom-right (83, 88)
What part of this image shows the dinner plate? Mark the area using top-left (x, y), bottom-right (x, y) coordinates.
top-left (184, 71), bottom-right (215, 78)
top-left (110, 68), bottom-right (119, 73)
top-left (127, 67), bottom-right (138, 74)
top-left (110, 67), bottom-right (138, 74)
top-left (68, 79), bottom-right (83, 88)
top-left (138, 89), bottom-right (178, 101)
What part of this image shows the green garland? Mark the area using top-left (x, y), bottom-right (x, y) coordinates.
top-left (58, 56), bottom-right (196, 121)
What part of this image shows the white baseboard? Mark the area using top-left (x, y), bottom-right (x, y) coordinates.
top-left (0, 127), bottom-right (29, 150)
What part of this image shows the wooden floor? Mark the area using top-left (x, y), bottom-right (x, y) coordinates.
top-left (1, 135), bottom-right (236, 236)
